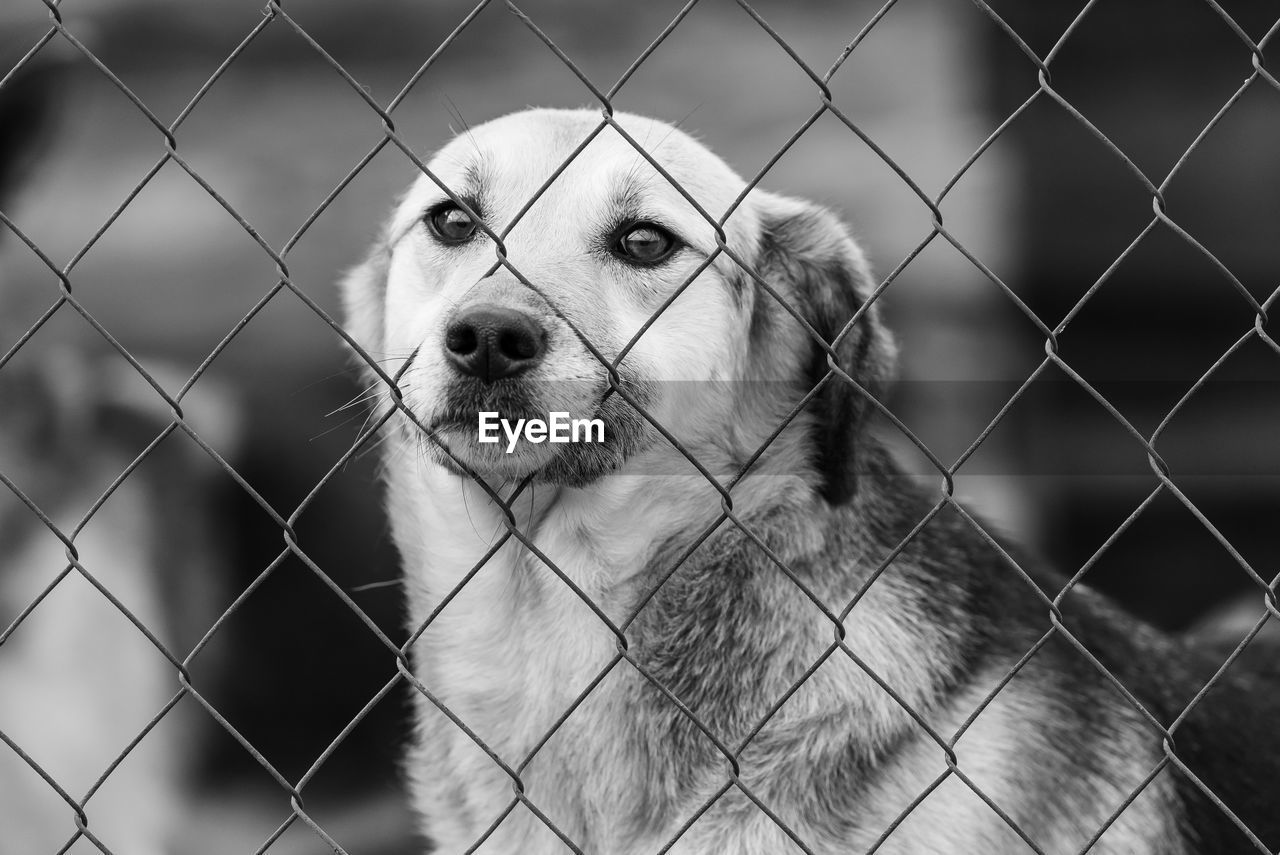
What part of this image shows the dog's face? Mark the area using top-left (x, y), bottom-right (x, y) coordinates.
top-left (344, 108), bottom-right (894, 501)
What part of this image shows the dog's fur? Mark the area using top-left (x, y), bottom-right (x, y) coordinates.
top-left (342, 108), bottom-right (1280, 854)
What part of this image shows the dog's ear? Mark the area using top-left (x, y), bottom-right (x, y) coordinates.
top-left (339, 233), bottom-right (393, 385)
top-left (750, 192), bottom-right (896, 505)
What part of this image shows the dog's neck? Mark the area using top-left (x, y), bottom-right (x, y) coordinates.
top-left (386, 428), bottom-right (976, 849)
top-left (386, 432), bottom-right (818, 625)
top-left (386, 429), bottom-right (832, 842)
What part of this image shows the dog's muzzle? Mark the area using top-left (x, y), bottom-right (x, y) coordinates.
top-left (444, 303), bottom-right (547, 383)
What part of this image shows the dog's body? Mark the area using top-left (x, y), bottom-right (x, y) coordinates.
top-left (342, 108), bottom-right (1280, 853)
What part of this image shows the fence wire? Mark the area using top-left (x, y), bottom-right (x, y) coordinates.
top-left (1, 0), bottom-right (1278, 853)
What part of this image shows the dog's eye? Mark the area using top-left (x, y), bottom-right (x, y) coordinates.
top-left (614, 223), bottom-right (679, 266)
top-left (426, 203), bottom-right (478, 244)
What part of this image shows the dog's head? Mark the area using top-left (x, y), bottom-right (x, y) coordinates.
top-left (343, 108), bottom-right (893, 503)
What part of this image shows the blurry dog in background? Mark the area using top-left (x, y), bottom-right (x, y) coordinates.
top-left (343, 109), bottom-right (1280, 853)
top-left (0, 59), bottom-right (234, 854)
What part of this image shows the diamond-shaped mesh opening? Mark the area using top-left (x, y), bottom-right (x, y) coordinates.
top-left (1, 1), bottom-right (1277, 852)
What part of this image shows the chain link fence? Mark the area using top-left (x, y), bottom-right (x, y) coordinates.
top-left (1, 1), bottom-right (1278, 852)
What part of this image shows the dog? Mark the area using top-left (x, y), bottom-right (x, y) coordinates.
top-left (341, 108), bottom-right (1280, 854)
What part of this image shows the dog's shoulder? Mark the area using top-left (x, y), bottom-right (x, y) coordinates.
top-left (993, 536), bottom-right (1280, 851)
top-left (1169, 631), bottom-right (1280, 850)
top-left (840, 451), bottom-right (1280, 850)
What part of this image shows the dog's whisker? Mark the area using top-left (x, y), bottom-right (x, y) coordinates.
top-left (442, 91), bottom-right (474, 140)
top-left (348, 578), bottom-right (402, 593)
top-left (325, 383), bottom-right (385, 418)
top-left (458, 474), bottom-right (485, 541)
top-left (350, 426), bottom-right (394, 465)
top-left (308, 410), bottom-right (376, 443)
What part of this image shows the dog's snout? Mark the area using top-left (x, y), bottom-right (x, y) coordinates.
top-left (444, 304), bottom-right (546, 383)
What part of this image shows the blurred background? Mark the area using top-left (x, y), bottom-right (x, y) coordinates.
top-left (0, 0), bottom-right (1276, 852)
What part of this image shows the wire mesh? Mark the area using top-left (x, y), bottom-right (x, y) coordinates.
top-left (0, 1), bottom-right (1277, 853)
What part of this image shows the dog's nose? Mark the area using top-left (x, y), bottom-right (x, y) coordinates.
top-left (444, 304), bottom-right (546, 383)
